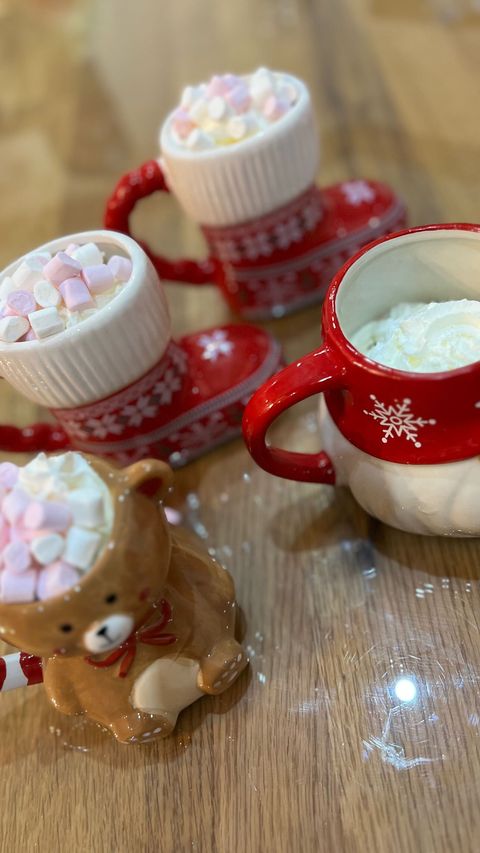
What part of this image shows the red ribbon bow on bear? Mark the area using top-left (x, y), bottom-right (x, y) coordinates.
top-left (85, 598), bottom-right (176, 678)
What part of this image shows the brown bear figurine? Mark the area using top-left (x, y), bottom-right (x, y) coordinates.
top-left (0, 455), bottom-right (247, 743)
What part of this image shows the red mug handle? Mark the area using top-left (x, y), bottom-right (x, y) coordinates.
top-left (104, 160), bottom-right (215, 285)
top-left (242, 346), bottom-right (346, 483)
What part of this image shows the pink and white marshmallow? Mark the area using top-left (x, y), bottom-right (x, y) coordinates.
top-left (0, 452), bottom-right (113, 603)
top-left (0, 241), bottom-right (133, 343)
top-left (59, 278), bottom-right (95, 312)
top-left (169, 68), bottom-right (300, 150)
top-left (81, 264), bottom-right (114, 295)
top-left (37, 561), bottom-right (81, 601)
top-left (43, 252), bottom-right (82, 285)
top-left (1, 569), bottom-right (37, 603)
top-left (24, 500), bottom-right (72, 532)
top-left (3, 540), bottom-right (31, 574)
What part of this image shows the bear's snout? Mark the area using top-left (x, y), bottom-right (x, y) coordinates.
top-left (83, 614), bottom-right (134, 654)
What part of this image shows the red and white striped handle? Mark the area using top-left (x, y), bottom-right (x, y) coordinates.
top-left (0, 653), bottom-right (43, 691)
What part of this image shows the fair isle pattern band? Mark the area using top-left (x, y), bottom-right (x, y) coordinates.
top-left (203, 185), bottom-right (323, 263)
top-left (223, 198), bottom-right (406, 320)
top-left (52, 340), bottom-right (187, 438)
top-left (53, 335), bottom-right (283, 467)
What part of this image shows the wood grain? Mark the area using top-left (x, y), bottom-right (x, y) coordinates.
top-left (1, 0), bottom-right (480, 850)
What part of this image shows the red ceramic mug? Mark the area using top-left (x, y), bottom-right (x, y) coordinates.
top-left (243, 224), bottom-right (480, 536)
top-left (0, 231), bottom-right (282, 466)
top-left (104, 72), bottom-right (406, 321)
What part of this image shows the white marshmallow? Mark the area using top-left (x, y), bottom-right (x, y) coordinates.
top-left (186, 129), bottom-right (215, 150)
top-left (67, 488), bottom-right (105, 529)
top-left (27, 251), bottom-right (51, 264)
top-left (64, 526), bottom-right (101, 570)
top-left (189, 98), bottom-right (208, 124)
top-left (70, 242), bottom-right (104, 267)
top-left (33, 280), bottom-right (61, 309)
top-left (278, 80), bottom-right (298, 104)
top-left (250, 68), bottom-right (276, 107)
top-left (0, 315), bottom-right (30, 343)
top-left (0, 277), bottom-right (16, 303)
top-left (227, 115), bottom-right (258, 140)
top-left (208, 96), bottom-right (230, 121)
top-left (30, 533), bottom-right (65, 565)
top-left (12, 257), bottom-right (46, 291)
top-left (29, 306), bottom-right (65, 339)
top-left (180, 85), bottom-right (195, 109)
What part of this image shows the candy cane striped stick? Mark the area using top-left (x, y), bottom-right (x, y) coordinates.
top-left (0, 652), bottom-right (43, 691)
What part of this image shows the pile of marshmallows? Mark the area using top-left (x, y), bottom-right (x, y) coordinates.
top-left (169, 68), bottom-right (299, 150)
top-left (0, 241), bottom-right (132, 343)
top-left (0, 452), bottom-right (112, 603)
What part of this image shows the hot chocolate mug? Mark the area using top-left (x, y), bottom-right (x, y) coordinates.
top-left (0, 230), bottom-right (281, 466)
top-left (243, 224), bottom-right (480, 536)
top-left (104, 72), bottom-right (406, 320)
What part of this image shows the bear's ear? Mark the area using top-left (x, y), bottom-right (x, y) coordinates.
top-left (124, 459), bottom-right (173, 501)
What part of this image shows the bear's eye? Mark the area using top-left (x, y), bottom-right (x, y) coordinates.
top-left (105, 593), bottom-right (117, 604)
top-left (60, 623), bottom-right (73, 633)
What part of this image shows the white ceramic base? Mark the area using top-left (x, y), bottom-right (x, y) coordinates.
top-left (319, 401), bottom-right (480, 537)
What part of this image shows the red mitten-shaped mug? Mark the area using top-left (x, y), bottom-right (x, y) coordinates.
top-left (104, 69), bottom-right (407, 320)
top-left (0, 231), bottom-right (282, 464)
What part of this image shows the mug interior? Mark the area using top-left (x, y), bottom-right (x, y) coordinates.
top-left (0, 230), bottom-right (145, 352)
top-left (336, 228), bottom-right (480, 340)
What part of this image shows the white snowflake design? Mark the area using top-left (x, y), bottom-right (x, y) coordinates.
top-left (215, 238), bottom-right (243, 263)
top-left (364, 396), bottom-right (436, 448)
top-left (120, 394), bottom-right (158, 428)
top-left (245, 273), bottom-right (300, 309)
top-left (197, 330), bottom-right (233, 362)
top-left (241, 231), bottom-right (273, 261)
top-left (169, 412), bottom-right (227, 450)
top-left (342, 180), bottom-right (375, 206)
top-left (152, 368), bottom-right (182, 405)
top-left (169, 344), bottom-right (188, 375)
top-left (302, 200), bottom-right (323, 232)
top-left (273, 215), bottom-right (304, 250)
top-left (84, 413), bottom-right (124, 439)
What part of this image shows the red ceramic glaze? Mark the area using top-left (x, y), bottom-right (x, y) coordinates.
top-left (104, 160), bottom-right (407, 320)
top-left (242, 224), bottom-right (480, 481)
top-left (0, 324), bottom-right (282, 465)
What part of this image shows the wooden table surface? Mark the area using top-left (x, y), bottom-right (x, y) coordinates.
top-left (2, 1), bottom-right (480, 851)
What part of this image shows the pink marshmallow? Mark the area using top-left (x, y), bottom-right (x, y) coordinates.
top-left (206, 75), bottom-right (228, 98)
top-left (171, 108), bottom-right (196, 140)
top-left (37, 561), bottom-right (80, 601)
top-left (263, 95), bottom-right (289, 121)
top-left (223, 73), bottom-right (242, 89)
top-left (0, 568), bottom-right (37, 603)
top-left (59, 278), bottom-right (94, 312)
top-left (206, 74), bottom-right (239, 98)
top-left (65, 243), bottom-right (80, 256)
top-left (0, 517), bottom-right (10, 552)
top-left (107, 255), bottom-right (132, 282)
top-left (225, 84), bottom-right (251, 113)
top-left (81, 264), bottom-right (114, 295)
top-left (23, 328), bottom-right (36, 341)
top-left (2, 489), bottom-right (30, 525)
top-left (24, 500), bottom-right (72, 532)
top-left (43, 252), bottom-right (82, 286)
top-left (0, 462), bottom-right (18, 489)
top-left (6, 290), bottom-right (37, 317)
top-left (9, 525), bottom-right (40, 543)
top-left (3, 540), bottom-right (31, 574)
